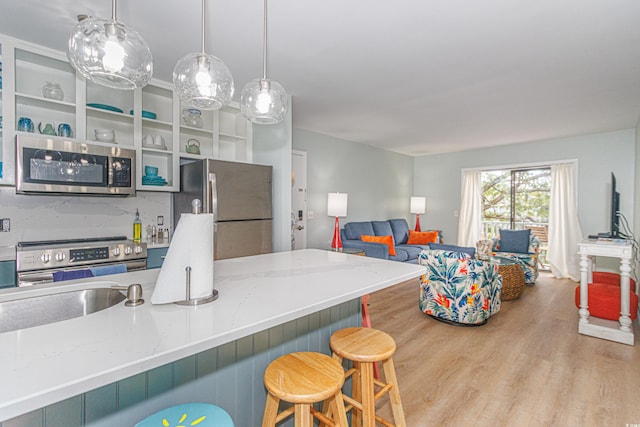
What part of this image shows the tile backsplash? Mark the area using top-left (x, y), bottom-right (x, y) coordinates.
top-left (0, 187), bottom-right (171, 247)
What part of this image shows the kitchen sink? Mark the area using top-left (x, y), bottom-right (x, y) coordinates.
top-left (0, 288), bottom-right (126, 334)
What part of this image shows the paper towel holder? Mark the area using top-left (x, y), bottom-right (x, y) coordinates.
top-left (175, 266), bottom-right (219, 306)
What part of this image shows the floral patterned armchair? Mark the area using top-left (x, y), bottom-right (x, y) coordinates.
top-left (418, 250), bottom-right (502, 325)
top-left (490, 232), bottom-right (540, 284)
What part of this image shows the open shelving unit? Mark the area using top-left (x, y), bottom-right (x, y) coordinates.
top-left (0, 35), bottom-right (253, 190)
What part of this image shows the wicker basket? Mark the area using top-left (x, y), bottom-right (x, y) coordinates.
top-left (498, 264), bottom-right (526, 300)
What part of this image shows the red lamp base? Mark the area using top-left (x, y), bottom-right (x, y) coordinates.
top-left (331, 216), bottom-right (342, 250)
top-left (415, 214), bottom-right (422, 232)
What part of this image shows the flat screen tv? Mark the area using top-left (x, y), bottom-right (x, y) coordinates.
top-left (610, 172), bottom-right (620, 238)
top-left (590, 173), bottom-right (622, 239)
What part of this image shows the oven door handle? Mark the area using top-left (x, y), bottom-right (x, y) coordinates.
top-left (18, 273), bottom-right (54, 287)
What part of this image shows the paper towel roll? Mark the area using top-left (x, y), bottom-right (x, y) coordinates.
top-left (151, 213), bottom-right (214, 304)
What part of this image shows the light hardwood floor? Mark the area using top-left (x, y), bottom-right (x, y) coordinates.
top-left (368, 272), bottom-right (640, 426)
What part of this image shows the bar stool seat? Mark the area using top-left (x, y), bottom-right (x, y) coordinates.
top-left (262, 351), bottom-right (349, 427)
top-left (135, 402), bottom-right (233, 427)
top-left (330, 327), bottom-right (406, 427)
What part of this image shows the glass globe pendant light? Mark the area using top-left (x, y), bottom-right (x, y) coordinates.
top-left (173, 0), bottom-right (234, 110)
top-left (240, 0), bottom-right (288, 124)
top-left (67, 0), bottom-right (153, 90)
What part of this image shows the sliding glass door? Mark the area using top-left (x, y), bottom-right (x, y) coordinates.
top-left (481, 167), bottom-right (551, 266)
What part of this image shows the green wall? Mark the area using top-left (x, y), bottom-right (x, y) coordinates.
top-left (293, 129), bottom-right (415, 249)
top-left (292, 127), bottom-right (637, 251)
top-left (634, 120), bottom-right (640, 240)
top-left (413, 129), bottom-right (636, 245)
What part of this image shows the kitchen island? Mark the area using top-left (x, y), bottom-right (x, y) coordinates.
top-left (0, 249), bottom-right (425, 426)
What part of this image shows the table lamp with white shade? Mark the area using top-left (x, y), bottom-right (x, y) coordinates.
top-left (410, 196), bottom-right (426, 231)
top-left (328, 192), bottom-right (348, 251)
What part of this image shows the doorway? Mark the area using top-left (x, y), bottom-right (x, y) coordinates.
top-left (291, 150), bottom-right (307, 250)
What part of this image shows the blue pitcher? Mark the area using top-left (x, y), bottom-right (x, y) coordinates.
top-left (58, 123), bottom-right (72, 138)
top-left (17, 117), bottom-right (34, 133)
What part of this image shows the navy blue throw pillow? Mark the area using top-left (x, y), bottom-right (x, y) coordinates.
top-left (428, 243), bottom-right (476, 258)
top-left (498, 229), bottom-right (530, 253)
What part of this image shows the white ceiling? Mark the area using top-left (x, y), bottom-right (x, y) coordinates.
top-left (2, 0), bottom-right (640, 156)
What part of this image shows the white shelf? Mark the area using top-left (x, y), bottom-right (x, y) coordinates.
top-left (86, 106), bottom-right (133, 121)
top-left (219, 132), bottom-right (247, 141)
top-left (180, 152), bottom-right (207, 161)
top-left (15, 93), bottom-right (75, 111)
top-left (142, 117), bottom-right (172, 129)
top-left (179, 124), bottom-right (211, 135)
top-left (141, 145), bottom-right (169, 154)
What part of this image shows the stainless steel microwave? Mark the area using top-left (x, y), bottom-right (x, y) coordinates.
top-left (16, 135), bottom-right (136, 196)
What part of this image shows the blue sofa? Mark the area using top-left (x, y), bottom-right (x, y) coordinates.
top-left (340, 219), bottom-right (442, 263)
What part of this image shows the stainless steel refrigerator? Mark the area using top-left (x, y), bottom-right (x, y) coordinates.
top-left (172, 159), bottom-right (273, 260)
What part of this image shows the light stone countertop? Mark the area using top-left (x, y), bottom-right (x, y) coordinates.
top-left (0, 246), bottom-right (15, 262)
top-left (0, 249), bottom-right (425, 421)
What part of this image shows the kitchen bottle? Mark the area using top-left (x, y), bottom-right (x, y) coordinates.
top-left (133, 209), bottom-right (142, 242)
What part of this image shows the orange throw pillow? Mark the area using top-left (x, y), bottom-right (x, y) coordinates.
top-left (407, 230), bottom-right (439, 245)
top-left (361, 235), bottom-right (396, 256)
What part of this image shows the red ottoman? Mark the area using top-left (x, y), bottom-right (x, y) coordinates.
top-left (591, 271), bottom-right (636, 288)
top-left (574, 283), bottom-right (638, 321)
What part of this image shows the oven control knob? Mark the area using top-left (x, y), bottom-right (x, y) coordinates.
top-left (55, 252), bottom-right (66, 262)
top-left (124, 246), bottom-right (133, 255)
top-left (134, 245), bottom-right (143, 254)
top-left (112, 247), bottom-right (121, 256)
top-left (40, 253), bottom-right (51, 264)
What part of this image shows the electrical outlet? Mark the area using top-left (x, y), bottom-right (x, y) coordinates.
top-left (157, 215), bottom-right (164, 226)
top-left (0, 218), bottom-right (10, 232)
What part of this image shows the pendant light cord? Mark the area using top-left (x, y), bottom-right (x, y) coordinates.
top-left (201, 0), bottom-right (206, 54)
top-left (262, 0), bottom-right (268, 80)
top-left (111, 0), bottom-right (117, 20)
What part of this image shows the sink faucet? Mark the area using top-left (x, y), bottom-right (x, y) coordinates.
top-left (111, 284), bottom-right (144, 307)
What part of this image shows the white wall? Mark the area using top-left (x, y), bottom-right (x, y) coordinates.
top-left (0, 188), bottom-right (170, 247)
top-left (293, 129), bottom-right (415, 249)
top-left (414, 129), bottom-right (636, 244)
top-left (252, 98), bottom-right (293, 253)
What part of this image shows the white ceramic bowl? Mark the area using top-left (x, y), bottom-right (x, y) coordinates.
top-left (95, 129), bottom-right (115, 142)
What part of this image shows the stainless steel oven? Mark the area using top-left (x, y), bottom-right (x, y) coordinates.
top-left (16, 135), bottom-right (135, 196)
top-left (16, 237), bottom-right (147, 287)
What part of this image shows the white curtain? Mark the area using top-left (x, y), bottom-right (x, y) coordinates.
top-left (548, 163), bottom-right (583, 281)
top-left (457, 170), bottom-right (482, 247)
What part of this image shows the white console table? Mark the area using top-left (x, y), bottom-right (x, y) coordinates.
top-left (578, 239), bottom-right (635, 345)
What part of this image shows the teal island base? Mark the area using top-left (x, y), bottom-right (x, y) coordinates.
top-left (2, 300), bottom-right (360, 427)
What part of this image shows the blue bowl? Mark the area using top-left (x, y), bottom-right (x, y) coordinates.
top-left (130, 110), bottom-right (157, 120)
top-left (144, 165), bottom-right (158, 177)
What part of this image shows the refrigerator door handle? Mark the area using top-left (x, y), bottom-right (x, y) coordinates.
top-left (208, 172), bottom-right (218, 219)
top-left (208, 172), bottom-right (218, 255)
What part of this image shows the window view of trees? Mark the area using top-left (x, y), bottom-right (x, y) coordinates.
top-left (481, 168), bottom-right (551, 237)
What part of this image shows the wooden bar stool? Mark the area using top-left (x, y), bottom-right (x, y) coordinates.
top-left (330, 327), bottom-right (406, 427)
top-left (135, 402), bottom-right (233, 427)
top-left (360, 294), bottom-right (381, 381)
top-left (262, 351), bottom-right (349, 427)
